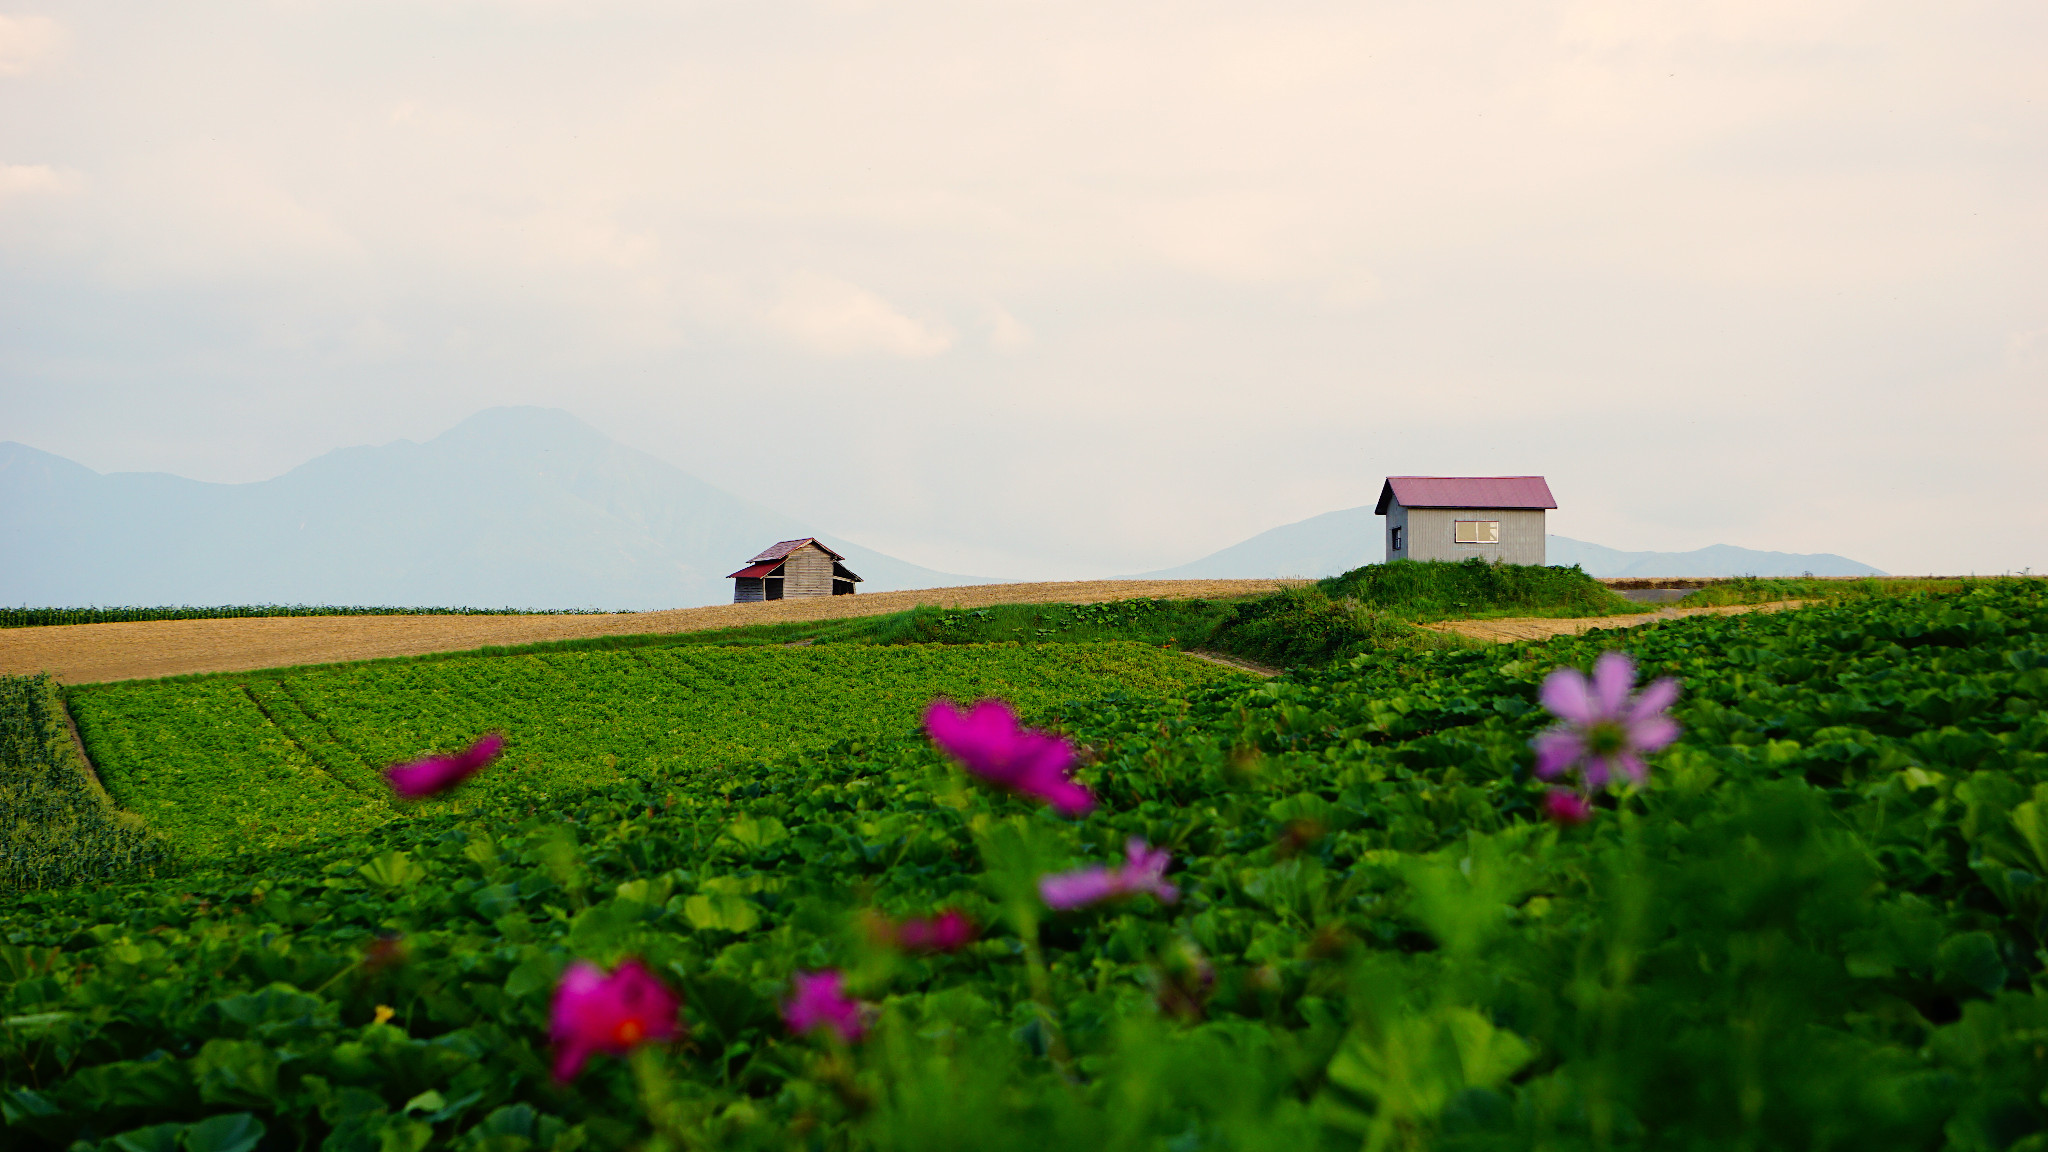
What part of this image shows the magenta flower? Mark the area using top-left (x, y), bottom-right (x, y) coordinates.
top-left (548, 959), bottom-right (682, 1082)
top-left (924, 699), bottom-right (1093, 816)
top-left (1039, 838), bottom-right (1180, 910)
top-left (894, 909), bottom-right (978, 954)
top-left (784, 970), bottom-right (865, 1043)
top-left (385, 732), bottom-right (505, 800)
top-left (1532, 651), bottom-right (1679, 791)
top-left (1542, 788), bottom-right (1593, 826)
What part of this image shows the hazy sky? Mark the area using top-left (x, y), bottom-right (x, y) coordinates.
top-left (3, 1), bottom-right (2043, 579)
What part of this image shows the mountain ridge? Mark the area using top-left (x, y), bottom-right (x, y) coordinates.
top-left (0, 407), bottom-right (984, 609)
top-left (1132, 504), bottom-right (1886, 579)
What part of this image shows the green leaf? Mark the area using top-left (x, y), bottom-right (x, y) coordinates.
top-left (181, 1113), bottom-right (265, 1152)
top-left (105, 1122), bottom-right (185, 1152)
top-left (682, 893), bottom-right (761, 934)
top-left (717, 816), bottom-right (789, 853)
top-left (359, 851), bottom-right (428, 888)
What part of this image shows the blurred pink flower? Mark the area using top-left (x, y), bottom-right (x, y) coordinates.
top-left (1532, 652), bottom-right (1679, 791)
top-left (1542, 788), bottom-right (1593, 826)
top-left (924, 699), bottom-right (1093, 816)
top-left (549, 958), bottom-right (681, 1082)
top-left (385, 732), bottom-right (504, 800)
top-left (784, 970), bottom-right (865, 1042)
top-left (1040, 838), bottom-right (1180, 910)
top-left (894, 909), bottom-right (978, 954)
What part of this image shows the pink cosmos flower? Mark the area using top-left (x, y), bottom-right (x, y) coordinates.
top-left (1532, 651), bottom-right (1679, 791)
top-left (385, 732), bottom-right (505, 800)
top-left (924, 699), bottom-right (1093, 816)
top-left (1542, 788), bottom-right (1593, 826)
top-left (548, 959), bottom-right (681, 1082)
top-left (893, 909), bottom-right (978, 954)
top-left (1039, 838), bottom-right (1180, 910)
top-left (784, 970), bottom-right (865, 1043)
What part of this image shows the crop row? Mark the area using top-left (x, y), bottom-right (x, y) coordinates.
top-left (0, 674), bottom-right (172, 890)
top-left (67, 642), bottom-right (1234, 860)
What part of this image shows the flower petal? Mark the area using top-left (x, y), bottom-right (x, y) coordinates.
top-left (1539, 667), bottom-right (1596, 725)
top-left (1627, 677), bottom-right (1680, 724)
top-left (1039, 867), bottom-right (1118, 910)
top-left (1581, 755), bottom-right (1611, 790)
top-left (1591, 651), bottom-right (1636, 719)
top-left (1531, 729), bottom-right (1584, 780)
top-left (1628, 713), bottom-right (1680, 754)
top-left (1614, 752), bottom-right (1649, 783)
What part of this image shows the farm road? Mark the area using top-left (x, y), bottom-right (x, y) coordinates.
top-left (1418, 599), bottom-right (1809, 643)
top-left (0, 579), bottom-right (1301, 685)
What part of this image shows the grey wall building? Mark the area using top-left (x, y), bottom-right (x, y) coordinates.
top-left (1376, 476), bottom-right (1557, 566)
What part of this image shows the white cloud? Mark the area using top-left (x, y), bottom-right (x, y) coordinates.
top-left (0, 14), bottom-right (63, 77)
top-left (765, 271), bottom-right (951, 359)
top-left (0, 163), bottom-right (82, 202)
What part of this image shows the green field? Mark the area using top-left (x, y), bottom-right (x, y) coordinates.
top-left (7, 577), bottom-right (2047, 1150)
top-left (67, 642), bottom-right (1236, 860)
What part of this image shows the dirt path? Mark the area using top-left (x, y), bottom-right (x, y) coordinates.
top-left (1417, 599), bottom-right (1811, 643)
top-left (0, 579), bottom-right (1301, 685)
top-left (1184, 650), bottom-right (1284, 678)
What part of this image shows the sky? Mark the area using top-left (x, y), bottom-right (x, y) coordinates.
top-left (2, 0), bottom-right (2044, 579)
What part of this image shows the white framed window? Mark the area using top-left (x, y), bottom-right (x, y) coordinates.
top-left (1390, 526), bottom-right (1403, 551)
top-left (1454, 520), bottom-right (1500, 544)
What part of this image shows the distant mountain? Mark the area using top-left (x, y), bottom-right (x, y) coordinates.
top-left (1133, 506), bottom-right (1383, 579)
top-left (0, 407), bottom-right (982, 609)
top-left (1544, 536), bottom-right (1886, 578)
top-left (1133, 505), bottom-right (1886, 580)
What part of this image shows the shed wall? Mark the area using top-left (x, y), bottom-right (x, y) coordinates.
top-left (733, 577), bottom-right (765, 603)
top-left (1392, 504), bottom-right (1547, 565)
top-left (783, 544), bottom-right (836, 597)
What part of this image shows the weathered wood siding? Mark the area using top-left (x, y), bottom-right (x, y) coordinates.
top-left (733, 577), bottom-right (765, 603)
top-left (783, 544), bottom-right (835, 598)
top-left (1390, 503), bottom-right (1546, 565)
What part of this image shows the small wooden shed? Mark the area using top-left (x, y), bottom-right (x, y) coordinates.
top-left (729, 538), bottom-right (863, 602)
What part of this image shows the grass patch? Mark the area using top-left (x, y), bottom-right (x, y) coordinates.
top-left (1673, 575), bottom-right (1979, 607)
top-left (1207, 559), bottom-right (1642, 667)
top-left (1320, 557), bottom-right (1644, 620)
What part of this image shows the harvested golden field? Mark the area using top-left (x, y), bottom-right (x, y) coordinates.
top-left (0, 579), bottom-right (1299, 684)
top-left (1416, 599), bottom-right (1810, 643)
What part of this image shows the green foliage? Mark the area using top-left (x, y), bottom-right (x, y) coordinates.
top-left (1319, 557), bottom-right (1643, 620)
top-left (0, 606), bottom-right (626, 629)
top-left (1673, 575), bottom-right (1980, 608)
top-left (4, 582), bottom-right (2047, 1149)
top-left (0, 674), bottom-right (172, 889)
top-left (1206, 585), bottom-right (1447, 666)
top-left (68, 643), bottom-right (1235, 861)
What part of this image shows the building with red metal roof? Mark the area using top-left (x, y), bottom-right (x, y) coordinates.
top-left (1376, 477), bottom-right (1555, 565)
top-left (729, 538), bottom-right (863, 602)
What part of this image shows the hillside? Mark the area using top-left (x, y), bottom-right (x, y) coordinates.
top-left (1134, 504), bottom-right (1886, 578)
top-left (0, 407), bottom-right (981, 610)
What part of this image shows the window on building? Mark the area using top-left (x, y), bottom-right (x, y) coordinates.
top-left (1390, 526), bottom-right (1403, 551)
top-left (1454, 520), bottom-right (1500, 544)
